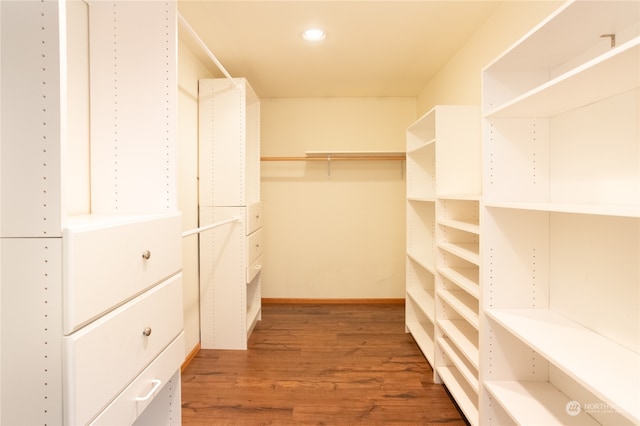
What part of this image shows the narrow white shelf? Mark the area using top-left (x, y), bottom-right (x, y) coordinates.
top-left (437, 337), bottom-right (479, 393)
top-left (406, 140), bottom-right (436, 155)
top-left (407, 251), bottom-right (436, 275)
top-left (437, 266), bottom-right (479, 299)
top-left (438, 242), bottom-right (479, 265)
top-left (438, 194), bottom-right (481, 202)
top-left (438, 290), bottom-right (479, 330)
top-left (438, 319), bottom-right (479, 371)
top-left (483, 201), bottom-right (640, 218)
top-left (407, 287), bottom-right (435, 324)
top-left (486, 38), bottom-right (639, 118)
top-left (438, 218), bottom-right (480, 235)
top-left (406, 321), bottom-right (435, 366)
top-left (407, 196), bottom-right (436, 203)
top-left (486, 308), bottom-right (640, 424)
top-left (484, 381), bottom-right (600, 426)
top-left (437, 366), bottom-right (478, 426)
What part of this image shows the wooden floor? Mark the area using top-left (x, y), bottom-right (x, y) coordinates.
top-left (181, 303), bottom-right (468, 425)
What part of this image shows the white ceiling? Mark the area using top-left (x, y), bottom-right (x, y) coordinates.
top-left (177, 1), bottom-right (502, 98)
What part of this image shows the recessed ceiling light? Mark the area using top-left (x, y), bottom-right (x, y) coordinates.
top-left (302, 28), bottom-right (326, 41)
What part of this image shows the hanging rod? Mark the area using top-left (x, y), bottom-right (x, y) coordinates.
top-left (261, 156), bottom-right (405, 161)
top-left (182, 215), bottom-right (241, 238)
top-left (177, 13), bottom-right (238, 88)
top-left (262, 151), bottom-right (405, 162)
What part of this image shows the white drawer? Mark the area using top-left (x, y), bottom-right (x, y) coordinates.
top-left (63, 274), bottom-right (183, 426)
top-left (246, 202), bottom-right (262, 235)
top-left (63, 213), bottom-right (182, 334)
top-left (91, 333), bottom-right (184, 426)
top-left (247, 254), bottom-right (263, 284)
top-left (246, 228), bottom-right (263, 265)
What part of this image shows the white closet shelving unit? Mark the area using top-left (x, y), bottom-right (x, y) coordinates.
top-left (480, 1), bottom-right (639, 425)
top-left (198, 78), bottom-right (262, 350)
top-left (405, 106), bottom-right (481, 425)
top-left (1, 2), bottom-right (183, 425)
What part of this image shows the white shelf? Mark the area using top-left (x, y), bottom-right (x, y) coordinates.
top-left (437, 266), bottom-right (479, 299)
top-left (438, 242), bottom-right (479, 266)
top-left (437, 337), bottom-right (479, 394)
top-left (406, 321), bottom-right (435, 367)
top-left (438, 319), bottom-right (478, 371)
top-left (437, 366), bottom-right (478, 426)
top-left (438, 218), bottom-right (480, 235)
top-left (486, 308), bottom-right (640, 424)
top-left (486, 38), bottom-right (639, 118)
top-left (485, 381), bottom-right (600, 426)
top-left (407, 196), bottom-right (436, 203)
top-left (438, 290), bottom-right (479, 330)
top-left (407, 287), bottom-right (435, 324)
top-left (406, 139), bottom-right (436, 153)
top-left (438, 194), bottom-right (481, 202)
top-left (407, 251), bottom-right (435, 275)
top-left (484, 201), bottom-right (640, 218)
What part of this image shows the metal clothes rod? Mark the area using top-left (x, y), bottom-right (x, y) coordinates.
top-left (177, 13), bottom-right (238, 88)
top-left (182, 216), bottom-right (241, 238)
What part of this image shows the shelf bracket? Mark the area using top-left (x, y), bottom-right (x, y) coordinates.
top-left (600, 33), bottom-right (616, 48)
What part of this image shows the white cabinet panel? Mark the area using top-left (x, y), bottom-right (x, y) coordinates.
top-left (64, 274), bottom-right (183, 426)
top-left (1, 238), bottom-right (63, 426)
top-left (88, 0), bottom-right (177, 214)
top-left (63, 213), bottom-right (182, 334)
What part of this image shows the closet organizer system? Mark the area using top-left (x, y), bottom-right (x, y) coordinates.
top-left (405, 1), bottom-right (640, 425)
top-left (0, 1), bottom-right (183, 425)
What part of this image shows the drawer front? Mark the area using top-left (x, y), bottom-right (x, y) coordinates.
top-left (247, 254), bottom-right (263, 284)
top-left (246, 202), bottom-right (262, 235)
top-left (63, 213), bottom-right (182, 334)
top-left (64, 274), bottom-right (183, 426)
top-left (246, 228), bottom-right (263, 265)
top-left (91, 333), bottom-right (184, 426)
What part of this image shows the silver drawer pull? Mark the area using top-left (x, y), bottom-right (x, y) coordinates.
top-left (142, 327), bottom-right (152, 337)
top-left (142, 250), bottom-right (151, 260)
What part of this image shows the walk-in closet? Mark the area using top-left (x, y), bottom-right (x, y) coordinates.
top-left (1, 1), bottom-right (637, 425)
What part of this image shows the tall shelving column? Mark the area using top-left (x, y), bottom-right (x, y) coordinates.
top-left (433, 106), bottom-right (481, 425)
top-left (406, 111), bottom-right (437, 367)
top-left (405, 107), bottom-right (481, 424)
top-left (0, 1), bottom-right (182, 424)
top-left (480, 1), bottom-right (639, 425)
top-left (198, 78), bottom-right (262, 350)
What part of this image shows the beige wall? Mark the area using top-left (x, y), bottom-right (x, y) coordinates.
top-left (177, 40), bottom-right (213, 355)
top-left (261, 98), bottom-right (415, 299)
top-left (416, 0), bottom-right (562, 114)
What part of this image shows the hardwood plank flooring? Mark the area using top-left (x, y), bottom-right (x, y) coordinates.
top-left (181, 303), bottom-right (468, 425)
